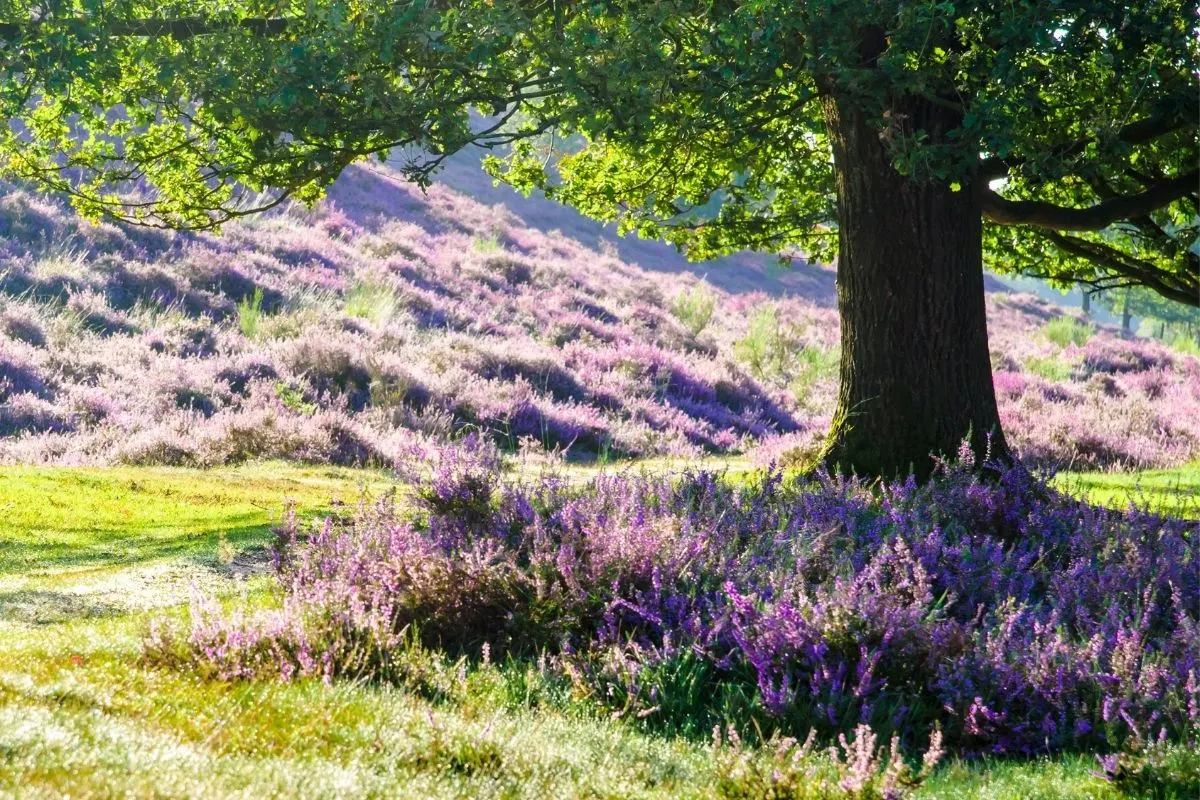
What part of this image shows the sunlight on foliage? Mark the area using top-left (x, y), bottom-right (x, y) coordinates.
top-left (1042, 317), bottom-right (1093, 349)
top-left (670, 281), bottom-right (717, 337)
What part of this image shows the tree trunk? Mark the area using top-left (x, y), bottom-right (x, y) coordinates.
top-left (819, 94), bottom-right (1011, 480)
top-left (1081, 290), bottom-right (1091, 316)
top-left (1121, 289), bottom-right (1132, 334)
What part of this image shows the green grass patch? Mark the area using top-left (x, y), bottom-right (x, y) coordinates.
top-left (1042, 316), bottom-right (1093, 349)
top-left (0, 615), bottom-right (714, 799)
top-left (1056, 462), bottom-right (1200, 518)
top-left (1171, 336), bottom-right (1200, 357)
top-left (0, 462), bottom-right (393, 610)
top-left (344, 279), bottom-right (401, 325)
top-left (236, 286), bottom-right (266, 340)
top-left (1022, 355), bottom-right (1076, 382)
top-left (670, 282), bottom-right (717, 337)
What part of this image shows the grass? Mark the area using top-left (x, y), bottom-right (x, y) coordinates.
top-left (471, 232), bottom-right (502, 253)
top-left (237, 287), bottom-right (266, 340)
top-left (1057, 462), bottom-right (1200, 518)
top-left (1022, 354), bottom-right (1076, 382)
top-left (1170, 335), bottom-right (1200, 357)
top-left (344, 279), bottom-right (401, 325)
top-left (1042, 316), bottom-right (1093, 349)
top-left (0, 462), bottom-right (393, 620)
top-left (670, 282), bottom-right (717, 337)
top-left (0, 460), bottom-right (1193, 798)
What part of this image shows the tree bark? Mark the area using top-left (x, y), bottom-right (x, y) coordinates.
top-left (819, 94), bottom-right (1011, 480)
top-left (1081, 290), bottom-right (1091, 317)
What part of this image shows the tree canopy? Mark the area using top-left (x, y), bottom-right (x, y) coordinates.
top-left (1, 1), bottom-right (1195, 306)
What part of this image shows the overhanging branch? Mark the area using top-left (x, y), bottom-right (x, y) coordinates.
top-left (978, 111), bottom-right (1195, 182)
top-left (1042, 230), bottom-right (1199, 307)
top-left (980, 169), bottom-right (1199, 231)
top-left (0, 17), bottom-right (290, 41)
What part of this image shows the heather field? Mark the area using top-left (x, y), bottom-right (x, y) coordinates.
top-left (1, 167), bottom-right (1199, 798)
top-left (1, 163), bottom-right (1198, 472)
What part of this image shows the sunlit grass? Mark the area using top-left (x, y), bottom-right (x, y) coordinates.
top-left (1041, 316), bottom-right (1093, 349)
top-left (0, 613), bottom-right (713, 799)
top-left (0, 606), bottom-right (1135, 800)
top-left (0, 460), bottom-right (1194, 797)
top-left (0, 462), bottom-right (394, 610)
top-left (343, 278), bottom-right (401, 326)
top-left (1056, 462), bottom-right (1200, 518)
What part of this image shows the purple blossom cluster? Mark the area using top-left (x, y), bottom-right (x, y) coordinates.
top-left (986, 297), bottom-right (1200, 470)
top-left (148, 438), bottom-right (1200, 757)
top-left (750, 294), bottom-right (1200, 472)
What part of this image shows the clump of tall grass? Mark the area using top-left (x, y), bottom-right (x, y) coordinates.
top-left (670, 281), bottom-right (717, 337)
top-left (237, 287), bottom-right (265, 339)
top-left (1042, 316), bottom-right (1093, 348)
top-left (1022, 354), bottom-right (1075, 382)
top-left (471, 232), bottom-right (502, 253)
top-left (1169, 334), bottom-right (1200, 358)
top-left (734, 306), bottom-right (788, 379)
top-left (344, 279), bottom-right (401, 326)
top-left (733, 305), bottom-right (838, 402)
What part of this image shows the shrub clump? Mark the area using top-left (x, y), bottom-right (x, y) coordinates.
top-left (670, 281), bottom-right (717, 337)
top-left (1042, 316), bottom-right (1093, 349)
top-left (147, 440), bottom-right (1199, 759)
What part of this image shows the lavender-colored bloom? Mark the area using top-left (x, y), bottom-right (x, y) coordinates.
top-left (146, 439), bottom-right (1199, 757)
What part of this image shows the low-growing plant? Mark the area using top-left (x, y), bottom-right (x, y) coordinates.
top-left (711, 723), bottom-right (943, 800)
top-left (344, 278), bottom-right (400, 325)
top-left (670, 281), bottom-right (717, 337)
top-left (1022, 354), bottom-right (1075, 382)
top-left (2, 163), bottom-right (1198, 473)
top-left (1169, 334), bottom-right (1200, 358)
top-left (31, 240), bottom-right (87, 281)
top-left (274, 381), bottom-right (317, 415)
top-left (790, 346), bottom-right (840, 403)
top-left (734, 306), bottom-right (786, 379)
top-left (733, 305), bottom-right (831, 395)
top-left (471, 232), bottom-right (502, 253)
top-left (1094, 732), bottom-right (1200, 799)
top-left (237, 287), bottom-right (265, 339)
top-left (147, 439), bottom-right (1200, 759)
top-left (1042, 316), bottom-right (1093, 348)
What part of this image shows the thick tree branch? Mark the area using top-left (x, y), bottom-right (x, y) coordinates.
top-left (1041, 230), bottom-right (1199, 307)
top-left (1086, 172), bottom-right (1199, 270)
top-left (980, 169), bottom-right (1199, 231)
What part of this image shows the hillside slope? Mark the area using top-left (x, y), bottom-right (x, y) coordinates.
top-left (0, 165), bottom-right (814, 466)
top-left (0, 162), bottom-right (1197, 471)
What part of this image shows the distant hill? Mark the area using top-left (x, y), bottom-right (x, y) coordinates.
top-left (0, 160), bottom-right (1196, 471)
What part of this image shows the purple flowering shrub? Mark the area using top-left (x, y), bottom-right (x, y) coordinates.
top-left (986, 297), bottom-right (1200, 471)
top-left (751, 294), bottom-right (1200, 472)
top-left (2, 162), bottom-right (1198, 470)
top-left (0, 168), bottom-right (806, 466)
top-left (147, 439), bottom-right (1199, 757)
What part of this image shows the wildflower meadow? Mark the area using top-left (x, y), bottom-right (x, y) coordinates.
top-left (0, 161), bottom-right (1196, 798)
top-left (0, 3), bottom-right (1197, 792)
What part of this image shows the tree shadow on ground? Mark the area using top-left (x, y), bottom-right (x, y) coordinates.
top-left (0, 521), bottom-right (278, 580)
top-left (0, 590), bottom-right (123, 625)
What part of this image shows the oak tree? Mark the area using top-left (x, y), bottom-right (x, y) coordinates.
top-left (2, 0), bottom-right (1196, 477)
